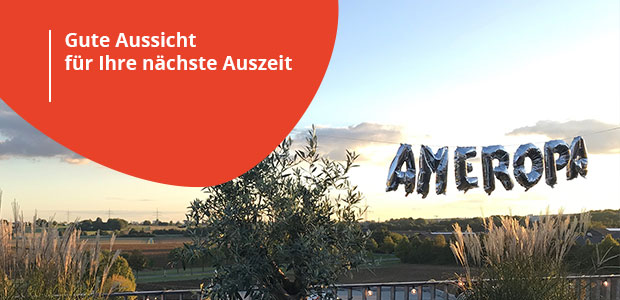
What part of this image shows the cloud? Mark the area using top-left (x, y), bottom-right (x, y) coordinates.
top-left (293, 123), bottom-right (403, 160)
top-left (507, 120), bottom-right (619, 154)
top-left (0, 100), bottom-right (87, 163)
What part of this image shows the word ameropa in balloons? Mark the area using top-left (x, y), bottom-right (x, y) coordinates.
top-left (386, 136), bottom-right (588, 198)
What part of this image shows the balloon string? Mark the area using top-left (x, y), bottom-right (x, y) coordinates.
top-left (293, 126), bottom-right (620, 148)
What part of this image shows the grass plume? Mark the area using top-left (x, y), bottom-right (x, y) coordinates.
top-left (450, 210), bottom-right (590, 300)
top-left (0, 197), bottom-right (122, 300)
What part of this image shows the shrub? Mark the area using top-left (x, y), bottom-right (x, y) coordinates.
top-left (380, 236), bottom-right (396, 253)
top-left (102, 274), bottom-right (136, 294)
top-left (122, 250), bottom-right (149, 273)
top-left (433, 235), bottom-right (447, 248)
top-left (186, 128), bottom-right (368, 300)
top-left (102, 275), bottom-right (137, 300)
top-left (450, 211), bottom-right (590, 300)
top-left (567, 234), bottom-right (620, 274)
top-left (120, 228), bottom-right (154, 237)
top-left (78, 218), bottom-right (128, 231)
top-left (366, 238), bottom-right (379, 252)
top-left (100, 251), bottom-right (136, 283)
top-left (0, 200), bottom-right (131, 300)
top-left (152, 228), bottom-right (185, 235)
top-left (592, 235), bottom-right (620, 274)
top-left (395, 234), bottom-right (454, 265)
top-left (369, 227), bottom-right (406, 254)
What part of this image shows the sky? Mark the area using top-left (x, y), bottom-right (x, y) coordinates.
top-left (1, 0), bottom-right (619, 222)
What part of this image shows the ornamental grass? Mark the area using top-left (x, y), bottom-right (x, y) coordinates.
top-left (450, 210), bottom-right (590, 300)
top-left (0, 195), bottom-right (122, 300)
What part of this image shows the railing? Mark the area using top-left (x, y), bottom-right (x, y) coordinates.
top-left (569, 275), bottom-right (620, 300)
top-left (103, 289), bottom-right (203, 300)
top-left (105, 274), bottom-right (620, 300)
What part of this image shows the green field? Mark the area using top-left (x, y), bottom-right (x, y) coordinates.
top-left (133, 253), bottom-right (466, 291)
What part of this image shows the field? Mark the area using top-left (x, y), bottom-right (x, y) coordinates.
top-left (81, 235), bottom-right (466, 290)
top-left (135, 261), bottom-right (467, 291)
top-left (83, 234), bottom-right (190, 269)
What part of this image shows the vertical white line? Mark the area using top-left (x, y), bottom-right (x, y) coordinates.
top-left (49, 29), bottom-right (51, 102)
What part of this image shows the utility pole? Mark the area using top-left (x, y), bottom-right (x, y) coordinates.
top-left (155, 208), bottom-right (159, 225)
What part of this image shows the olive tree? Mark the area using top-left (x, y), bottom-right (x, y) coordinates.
top-left (186, 128), bottom-right (368, 300)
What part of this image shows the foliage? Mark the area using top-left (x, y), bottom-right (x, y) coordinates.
top-left (120, 228), bottom-right (154, 237)
top-left (168, 247), bottom-right (192, 270)
top-left (566, 234), bottom-right (620, 274)
top-left (152, 228), bottom-right (185, 235)
top-left (461, 256), bottom-right (575, 300)
top-left (102, 275), bottom-right (136, 300)
top-left (394, 234), bottom-right (454, 265)
top-left (0, 200), bottom-right (131, 300)
top-left (369, 226), bottom-right (406, 254)
top-left (121, 250), bottom-right (150, 273)
top-left (380, 236), bottom-right (396, 254)
top-left (99, 251), bottom-right (136, 283)
top-left (366, 209), bottom-right (619, 233)
top-left (589, 209), bottom-right (620, 228)
top-left (97, 255), bottom-right (137, 299)
top-left (365, 238), bottom-right (379, 252)
top-left (367, 217), bottom-right (486, 233)
top-left (450, 212), bottom-right (590, 300)
top-left (369, 221), bottom-right (616, 273)
top-left (167, 245), bottom-right (210, 271)
top-left (186, 128), bottom-right (368, 300)
top-left (591, 235), bottom-right (620, 273)
top-left (433, 235), bottom-right (447, 247)
top-left (79, 218), bottom-right (129, 231)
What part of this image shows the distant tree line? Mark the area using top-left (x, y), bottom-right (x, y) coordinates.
top-left (366, 209), bottom-right (620, 233)
top-left (367, 217), bottom-right (486, 233)
top-left (121, 228), bottom-right (154, 237)
top-left (367, 226), bottom-right (454, 265)
top-left (367, 222), bottom-right (620, 274)
top-left (24, 217), bottom-right (187, 234)
top-left (78, 217), bottom-right (129, 231)
top-left (589, 209), bottom-right (620, 228)
top-left (140, 220), bottom-right (183, 226)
